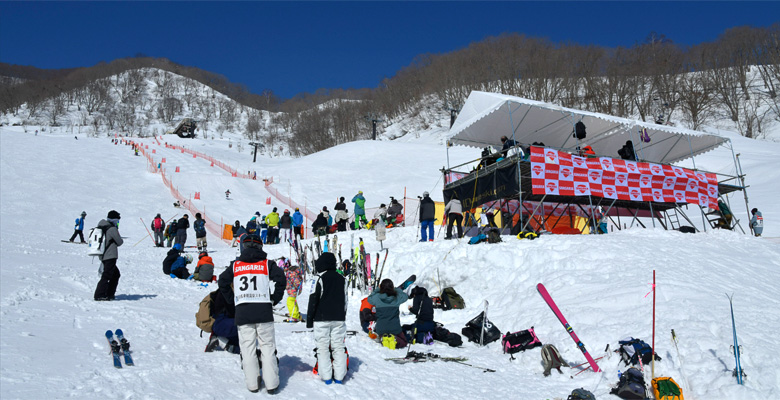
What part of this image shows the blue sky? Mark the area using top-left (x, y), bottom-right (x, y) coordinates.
top-left (1, 2), bottom-right (777, 99)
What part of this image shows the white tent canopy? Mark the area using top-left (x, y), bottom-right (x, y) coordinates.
top-left (447, 91), bottom-right (729, 164)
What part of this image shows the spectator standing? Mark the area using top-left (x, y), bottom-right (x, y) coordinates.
top-left (443, 195), bottom-right (463, 239)
top-left (279, 209), bottom-right (293, 244)
top-left (334, 197), bottom-right (349, 232)
top-left (352, 191), bottom-right (367, 229)
top-left (194, 213), bottom-right (207, 251)
top-left (751, 208), bottom-right (763, 237)
top-left (218, 235), bottom-right (286, 394)
top-left (151, 213), bottom-right (165, 247)
top-left (292, 208), bottom-right (304, 240)
top-left (419, 192), bottom-right (435, 242)
top-left (94, 210), bottom-right (124, 301)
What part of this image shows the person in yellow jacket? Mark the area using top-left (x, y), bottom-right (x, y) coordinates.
top-left (266, 207), bottom-right (281, 244)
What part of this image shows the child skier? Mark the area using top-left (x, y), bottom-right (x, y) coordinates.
top-left (283, 258), bottom-right (303, 321)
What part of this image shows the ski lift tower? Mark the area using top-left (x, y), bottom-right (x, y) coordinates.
top-left (365, 113), bottom-right (384, 140)
top-left (248, 141), bottom-right (265, 163)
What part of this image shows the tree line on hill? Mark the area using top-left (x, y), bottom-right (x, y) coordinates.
top-left (0, 25), bottom-right (777, 155)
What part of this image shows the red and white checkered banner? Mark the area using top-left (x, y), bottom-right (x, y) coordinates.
top-left (529, 147), bottom-right (719, 210)
top-left (445, 171), bottom-right (468, 184)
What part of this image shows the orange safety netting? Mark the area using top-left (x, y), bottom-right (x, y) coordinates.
top-left (132, 140), bottom-right (227, 242)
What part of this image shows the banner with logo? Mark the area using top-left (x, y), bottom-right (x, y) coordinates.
top-left (529, 147), bottom-right (719, 210)
top-left (445, 171), bottom-right (468, 184)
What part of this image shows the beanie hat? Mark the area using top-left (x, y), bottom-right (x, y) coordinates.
top-left (243, 234), bottom-right (263, 249)
top-left (195, 213), bottom-right (201, 219)
top-left (273, 207), bottom-right (277, 212)
top-left (107, 210), bottom-right (121, 219)
top-left (423, 191), bottom-right (429, 197)
top-left (173, 243), bottom-right (183, 251)
top-left (81, 211), bottom-right (87, 216)
top-left (199, 252), bottom-right (208, 259)
top-left (315, 252), bottom-right (337, 271)
top-left (752, 208), bottom-right (758, 214)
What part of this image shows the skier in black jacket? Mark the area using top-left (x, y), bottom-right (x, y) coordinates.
top-left (419, 192), bottom-right (436, 241)
top-left (306, 252), bottom-right (348, 384)
top-left (403, 286), bottom-right (435, 344)
top-left (218, 235), bottom-right (286, 394)
top-left (176, 214), bottom-right (190, 246)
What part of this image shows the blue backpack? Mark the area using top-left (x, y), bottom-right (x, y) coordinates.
top-left (194, 219), bottom-right (206, 236)
top-left (618, 337), bottom-right (660, 366)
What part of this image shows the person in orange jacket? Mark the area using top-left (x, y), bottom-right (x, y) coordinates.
top-left (359, 296), bottom-right (377, 338)
top-left (193, 252), bottom-right (215, 282)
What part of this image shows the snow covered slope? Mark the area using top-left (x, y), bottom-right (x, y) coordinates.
top-left (1, 127), bottom-right (779, 399)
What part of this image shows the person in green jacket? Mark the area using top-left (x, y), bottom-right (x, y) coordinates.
top-left (367, 279), bottom-right (409, 348)
top-left (352, 191), bottom-right (367, 230)
top-left (266, 207), bottom-right (280, 244)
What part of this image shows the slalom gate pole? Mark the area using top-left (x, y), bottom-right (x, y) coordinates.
top-left (139, 217), bottom-right (154, 240)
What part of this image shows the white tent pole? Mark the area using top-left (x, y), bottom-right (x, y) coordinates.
top-left (728, 139), bottom-right (753, 235)
top-left (507, 101), bottom-right (524, 231)
top-left (686, 135), bottom-right (708, 232)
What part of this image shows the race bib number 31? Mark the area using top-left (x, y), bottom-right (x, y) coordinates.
top-left (233, 260), bottom-right (271, 305)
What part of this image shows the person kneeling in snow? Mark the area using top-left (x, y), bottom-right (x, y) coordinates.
top-left (359, 296), bottom-right (377, 338)
top-left (162, 243), bottom-right (183, 275)
top-left (170, 253), bottom-right (193, 279)
top-left (367, 279), bottom-right (409, 348)
top-left (206, 285), bottom-right (240, 354)
top-left (307, 252), bottom-right (348, 384)
top-left (193, 252), bottom-right (214, 282)
top-left (402, 286), bottom-right (435, 344)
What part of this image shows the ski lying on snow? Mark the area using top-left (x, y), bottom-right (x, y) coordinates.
top-left (537, 283), bottom-right (601, 373)
top-left (114, 329), bottom-right (134, 366)
top-left (386, 351), bottom-right (495, 372)
top-left (105, 330), bottom-right (122, 369)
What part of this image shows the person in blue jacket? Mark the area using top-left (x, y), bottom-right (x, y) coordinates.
top-left (69, 211), bottom-right (87, 242)
top-left (292, 208), bottom-right (304, 240)
top-left (170, 253), bottom-right (193, 279)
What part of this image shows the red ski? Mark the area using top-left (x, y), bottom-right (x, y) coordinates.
top-left (537, 283), bottom-right (601, 373)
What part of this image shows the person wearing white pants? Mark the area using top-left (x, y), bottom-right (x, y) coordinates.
top-left (238, 323), bottom-right (279, 391)
top-left (218, 234), bottom-right (286, 394)
top-left (307, 252), bottom-right (348, 384)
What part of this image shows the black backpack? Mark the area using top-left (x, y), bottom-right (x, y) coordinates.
top-left (567, 388), bottom-right (596, 400)
top-left (461, 311), bottom-right (501, 345)
top-left (432, 323), bottom-right (463, 347)
top-left (610, 367), bottom-right (647, 399)
top-left (487, 229), bottom-right (502, 244)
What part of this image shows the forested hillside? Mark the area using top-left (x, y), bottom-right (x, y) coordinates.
top-left (2, 25), bottom-right (778, 155)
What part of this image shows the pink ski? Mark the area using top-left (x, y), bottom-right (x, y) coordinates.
top-left (537, 283), bottom-right (601, 373)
